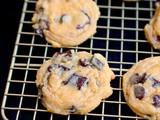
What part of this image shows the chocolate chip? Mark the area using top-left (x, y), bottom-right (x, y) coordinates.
top-left (153, 95), bottom-right (160, 107)
top-left (151, 77), bottom-right (160, 87)
top-left (141, 73), bottom-right (150, 83)
top-left (47, 64), bottom-right (57, 72)
top-left (134, 85), bottom-right (145, 100)
top-left (69, 106), bottom-right (77, 113)
top-left (63, 73), bottom-right (88, 90)
top-left (91, 56), bottom-right (104, 70)
top-left (79, 58), bottom-right (91, 67)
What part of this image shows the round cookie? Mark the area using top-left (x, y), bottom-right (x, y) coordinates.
top-left (144, 2), bottom-right (160, 50)
top-left (32, 0), bottom-right (100, 48)
top-left (122, 56), bottom-right (160, 120)
top-left (36, 50), bottom-right (115, 115)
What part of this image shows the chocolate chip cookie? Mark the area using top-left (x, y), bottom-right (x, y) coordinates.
top-left (144, 2), bottom-right (160, 50)
top-left (36, 50), bottom-right (115, 115)
top-left (32, 0), bottom-right (100, 48)
top-left (123, 56), bottom-right (160, 120)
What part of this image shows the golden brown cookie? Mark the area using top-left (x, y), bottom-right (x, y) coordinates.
top-left (144, 2), bottom-right (160, 50)
top-left (123, 56), bottom-right (160, 120)
top-left (36, 50), bottom-right (115, 115)
top-left (32, 0), bottom-right (100, 48)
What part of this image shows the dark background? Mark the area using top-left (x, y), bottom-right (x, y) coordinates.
top-left (0, 0), bottom-right (24, 119)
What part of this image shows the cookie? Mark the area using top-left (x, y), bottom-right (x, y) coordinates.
top-left (144, 2), bottom-right (160, 50)
top-left (32, 0), bottom-right (100, 48)
top-left (122, 56), bottom-right (160, 120)
top-left (36, 50), bottom-right (115, 115)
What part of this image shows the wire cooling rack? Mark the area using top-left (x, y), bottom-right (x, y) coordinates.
top-left (1, 0), bottom-right (159, 120)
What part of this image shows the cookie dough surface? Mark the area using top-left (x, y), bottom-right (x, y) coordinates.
top-left (36, 50), bottom-right (115, 115)
top-left (32, 0), bottom-right (100, 48)
top-left (123, 56), bottom-right (160, 120)
top-left (144, 2), bottom-right (160, 50)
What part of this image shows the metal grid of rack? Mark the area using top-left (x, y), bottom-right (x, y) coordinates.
top-left (1, 0), bottom-right (158, 120)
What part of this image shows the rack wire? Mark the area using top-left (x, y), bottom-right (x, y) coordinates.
top-left (1, 0), bottom-right (158, 120)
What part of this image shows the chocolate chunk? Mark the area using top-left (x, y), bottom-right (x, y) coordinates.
top-left (130, 73), bottom-right (141, 85)
top-left (56, 50), bottom-right (73, 57)
top-left (153, 95), bottom-right (160, 107)
top-left (91, 56), bottom-right (104, 70)
top-left (69, 106), bottom-right (77, 113)
top-left (63, 73), bottom-right (88, 90)
top-left (47, 64), bottom-right (57, 72)
top-left (141, 73), bottom-right (150, 83)
top-left (151, 77), bottom-right (160, 87)
top-left (134, 85), bottom-right (145, 100)
top-left (36, 27), bottom-right (43, 37)
top-left (79, 58), bottom-right (91, 67)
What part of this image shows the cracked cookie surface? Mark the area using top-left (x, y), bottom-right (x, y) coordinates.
top-left (36, 50), bottom-right (115, 115)
top-left (123, 56), bottom-right (160, 120)
top-left (32, 0), bottom-right (100, 47)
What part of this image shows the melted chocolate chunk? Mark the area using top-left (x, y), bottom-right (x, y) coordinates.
top-left (47, 64), bottom-right (57, 72)
top-left (141, 73), bottom-right (150, 83)
top-left (151, 77), bottom-right (160, 87)
top-left (79, 58), bottom-right (91, 67)
top-left (91, 56), bottom-right (104, 70)
top-left (153, 95), bottom-right (160, 107)
top-left (63, 73), bottom-right (88, 90)
top-left (134, 85), bottom-right (145, 100)
top-left (69, 106), bottom-right (77, 113)
top-left (77, 10), bottom-right (90, 29)
top-left (56, 50), bottom-right (73, 57)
